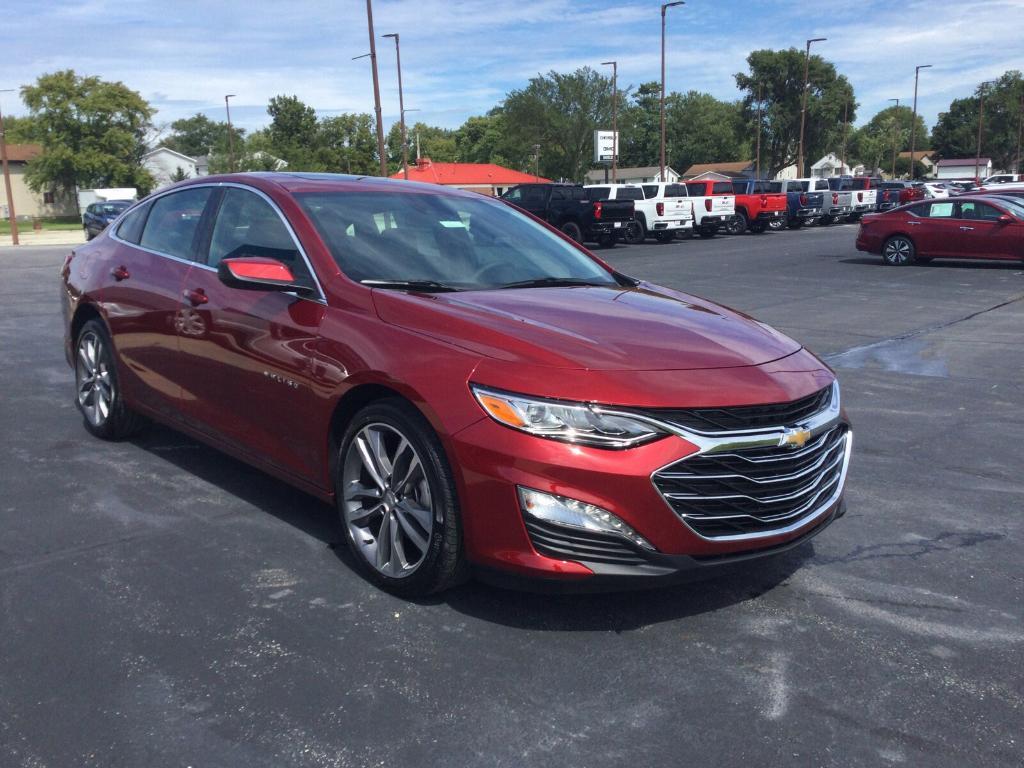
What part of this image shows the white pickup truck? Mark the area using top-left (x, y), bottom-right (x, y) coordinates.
top-left (683, 180), bottom-right (737, 238)
top-left (583, 184), bottom-right (693, 244)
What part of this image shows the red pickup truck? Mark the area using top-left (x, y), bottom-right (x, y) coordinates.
top-left (726, 179), bottom-right (789, 234)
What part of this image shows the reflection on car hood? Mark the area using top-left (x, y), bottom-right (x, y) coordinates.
top-left (372, 283), bottom-right (802, 371)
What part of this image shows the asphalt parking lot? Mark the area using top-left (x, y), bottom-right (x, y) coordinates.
top-left (1, 225), bottom-right (1022, 767)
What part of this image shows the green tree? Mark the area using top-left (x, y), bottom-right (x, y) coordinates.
top-left (618, 82), bottom-right (661, 167)
top-left (388, 122), bottom-right (458, 168)
top-left (266, 95), bottom-right (320, 169)
top-left (500, 67), bottom-right (614, 181)
top-left (316, 113), bottom-right (379, 174)
top-left (932, 71), bottom-right (1023, 171)
top-left (455, 113), bottom-right (515, 166)
top-left (735, 49), bottom-right (855, 176)
top-left (666, 91), bottom-right (748, 173)
top-left (169, 166), bottom-right (190, 182)
top-left (161, 113), bottom-right (243, 160)
top-left (2, 114), bottom-right (39, 143)
top-left (20, 70), bottom-right (155, 195)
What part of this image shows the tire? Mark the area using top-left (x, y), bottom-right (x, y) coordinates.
top-left (624, 219), bottom-right (646, 245)
top-left (785, 219), bottom-right (802, 230)
top-left (725, 213), bottom-right (748, 235)
top-left (655, 230), bottom-right (675, 244)
top-left (74, 319), bottom-right (146, 439)
top-left (819, 216), bottom-right (835, 226)
top-left (337, 399), bottom-right (465, 596)
top-left (698, 225), bottom-right (717, 239)
top-left (597, 233), bottom-right (617, 248)
top-left (84, 226), bottom-right (95, 241)
top-left (560, 221), bottom-right (583, 243)
top-left (749, 221), bottom-right (768, 234)
top-left (882, 235), bottom-right (915, 266)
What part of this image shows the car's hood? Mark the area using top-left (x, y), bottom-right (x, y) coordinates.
top-left (371, 283), bottom-right (801, 371)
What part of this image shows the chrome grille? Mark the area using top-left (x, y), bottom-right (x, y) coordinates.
top-left (653, 424), bottom-right (850, 539)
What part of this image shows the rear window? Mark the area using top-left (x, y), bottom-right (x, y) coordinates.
top-left (767, 182), bottom-right (783, 193)
top-left (792, 181), bottom-right (809, 192)
top-left (828, 178), bottom-right (853, 191)
top-left (736, 181), bottom-right (770, 194)
top-left (665, 184), bottom-right (688, 198)
top-left (616, 187), bottom-right (644, 201)
top-left (685, 183), bottom-right (706, 196)
top-left (712, 182), bottom-right (734, 195)
top-left (583, 187), bottom-right (610, 201)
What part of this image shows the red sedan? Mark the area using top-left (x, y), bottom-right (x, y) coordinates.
top-left (856, 194), bottom-right (1024, 265)
top-left (61, 173), bottom-right (850, 596)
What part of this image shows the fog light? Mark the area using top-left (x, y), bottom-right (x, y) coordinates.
top-left (517, 487), bottom-right (655, 551)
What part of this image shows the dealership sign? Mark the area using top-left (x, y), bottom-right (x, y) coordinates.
top-left (593, 130), bottom-right (619, 163)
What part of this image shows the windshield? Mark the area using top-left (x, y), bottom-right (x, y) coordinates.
top-left (296, 191), bottom-right (619, 291)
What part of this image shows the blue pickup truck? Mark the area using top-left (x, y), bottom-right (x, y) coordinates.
top-left (766, 180), bottom-right (826, 229)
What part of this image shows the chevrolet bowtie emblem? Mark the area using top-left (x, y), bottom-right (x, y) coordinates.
top-left (781, 427), bottom-right (812, 449)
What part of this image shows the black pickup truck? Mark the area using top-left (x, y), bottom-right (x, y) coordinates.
top-left (500, 183), bottom-right (635, 247)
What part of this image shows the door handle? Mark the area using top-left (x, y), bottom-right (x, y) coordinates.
top-left (959, 226), bottom-right (974, 231)
top-left (183, 288), bottom-right (208, 306)
top-left (111, 265), bottom-right (130, 281)
top-left (907, 221), bottom-right (920, 225)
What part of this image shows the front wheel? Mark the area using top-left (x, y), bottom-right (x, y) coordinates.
top-left (74, 320), bottom-right (146, 439)
top-left (882, 235), bottom-right (916, 266)
top-left (337, 399), bottom-right (465, 596)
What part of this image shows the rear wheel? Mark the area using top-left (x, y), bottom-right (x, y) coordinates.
top-left (337, 399), bottom-right (465, 596)
top-left (74, 320), bottom-right (145, 439)
top-left (725, 213), bottom-right (748, 235)
top-left (597, 233), bottom-right (617, 248)
top-left (655, 230), bottom-right (675, 244)
top-left (819, 216), bottom-right (835, 226)
top-left (560, 221), bottom-right (583, 243)
top-left (624, 219), bottom-right (646, 245)
top-left (749, 221), bottom-right (768, 234)
top-left (785, 219), bottom-right (802, 230)
top-left (698, 225), bottom-right (717, 239)
top-left (882, 235), bottom-right (915, 266)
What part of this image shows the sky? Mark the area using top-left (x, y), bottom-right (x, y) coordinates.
top-left (3, 0), bottom-right (1023, 141)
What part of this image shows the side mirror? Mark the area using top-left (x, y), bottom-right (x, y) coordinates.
top-left (217, 256), bottom-right (312, 294)
top-left (997, 214), bottom-right (1013, 224)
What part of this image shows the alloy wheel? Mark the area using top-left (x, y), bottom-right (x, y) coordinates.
top-left (884, 238), bottom-right (912, 265)
top-left (342, 423), bottom-right (434, 578)
top-left (75, 331), bottom-right (114, 427)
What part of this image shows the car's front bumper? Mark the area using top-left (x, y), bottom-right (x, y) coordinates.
top-left (449, 376), bottom-right (850, 589)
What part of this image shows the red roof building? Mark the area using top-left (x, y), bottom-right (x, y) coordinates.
top-left (389, 157), bottom-right (549, 196)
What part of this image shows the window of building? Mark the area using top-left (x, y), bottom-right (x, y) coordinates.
top-left (44, 191), bottom-right (55, 204)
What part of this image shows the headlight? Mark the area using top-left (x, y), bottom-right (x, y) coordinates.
top-left (471, 385), bottom-right (666, 448)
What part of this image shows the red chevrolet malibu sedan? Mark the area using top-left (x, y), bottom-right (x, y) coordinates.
top-left (61, 173), bottom-right (851, 595)
top-left (856, 194), bottom-right (1024, 265)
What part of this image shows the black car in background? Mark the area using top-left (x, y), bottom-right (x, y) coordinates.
top-left (82, 200), bottom-right (132, 240)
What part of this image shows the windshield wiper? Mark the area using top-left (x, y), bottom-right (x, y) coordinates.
top-left (499, 277), bottom-right (610, 290)
top-left (361, 279), bottom-right (460, 292)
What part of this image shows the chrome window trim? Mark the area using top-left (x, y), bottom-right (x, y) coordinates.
top-left (108, 181), bottom-right (327, 305)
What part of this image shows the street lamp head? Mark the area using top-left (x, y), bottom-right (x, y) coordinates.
top-left (601, 61), bottom-right (616, 66)
top-left (225, 94), bottom-right (236, 99)
top-left (916, 64), bottom-right (933, 71)
top-left (662, 1), bottom-right (684, 11)
top-left (808, 37), bottom-right (827, 44)
top-left (382, 33), bottom-right (398, 40)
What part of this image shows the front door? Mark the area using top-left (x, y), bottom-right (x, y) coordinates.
top-left (175, 186), bottom-right (327, 483)
top-left (954, 200), bottom-right (1022, 260)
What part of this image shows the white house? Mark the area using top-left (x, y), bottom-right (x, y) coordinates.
top-left (142, 147), bottom-right (200, 189)
top-left (934, 157), bottom-right (993, 180)
top-left (809, 153), bottom-right (853, 178)
top-left (584, 165), bottom-right (680, 184)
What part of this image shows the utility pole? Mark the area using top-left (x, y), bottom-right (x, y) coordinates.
top-left (363, 0), bottom-right (388, 176)
top-left (602, 60), bottom-right (617, 182)
top-left (909, 64), bottom-right (931, 180)
top-left (1016, 89), bottom-right (1023, 175)
top-left (976, 81), bottom-right (995, 182)
top-left (755, 82), bottom-right (763, 180)
top-left (224, 94), bottom-right (236, 173)
top-left (840, 98), bottom-right (849, 174)
top-left (532, 144), bottom-right (541, 181)
top-left (0, 89), bottom-right (18, 246)
top-left (382, 33), bottom-right (409, 180)
top-left (888, 98), bottom-right (900, 178)
top-left (660, 2), bottom-right (684, 181)
top-left (797, 37), bottom-right (827, 178)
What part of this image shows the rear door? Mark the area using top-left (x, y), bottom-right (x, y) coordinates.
top-left (104, 186), bottom-right (216, 419)
top-left (174, 185), bottom-right (327, 482)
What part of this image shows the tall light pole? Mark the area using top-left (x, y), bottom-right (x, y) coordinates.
top-left (532, 144), bottom-right (541, 181)
top-left (362, 0), bottom-right (388, 176)
top-left (888, 98), bottom-right (900, 178)
top-left (797, 37), bottom-right (827, 178)
top-left (840, 97), bottom-right (849, 174)
top-left (660, 2), bottom-right (684, 181)
top-left (224, 94), bottom-right (236, 173)
top-left (909, 64), bottom-right (931, 180)
top-left (755, 82), bottom-right (763, 180)
top-left (1017, 89), bottom-right (1023, 175)
top-left (382, 33), bottom-right (409, 180)
top-left (601, 60), bottom-right (617, 182)
top-left (0, 88), bottom-right (18, 246)
top-left (976, 80), bottom-right (996, 182)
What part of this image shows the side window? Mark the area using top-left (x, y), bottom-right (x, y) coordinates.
top-left (712, 182), bottom-right (734, 194)
top-left (583, 187), bottom-right (610, 201)
top-left (618, 187), bottom-right (644, 200)
top-left (923, 202), bottom-right (955, 218)
top-left (116, 202), bottom-right (151, 244)
top-left (666, 184), bottom-right (687, 198)
top-left (550, 187), bottom-right (568, 202)
top-left (208, 188), bottom-right (314, 289)
top-left (139, 188), bottom-right (214, 261)
top-left (642, 185), bottom-right (659, 199)
top-left (767, 182), bottom-right (783, 193)
top-left (685, 183), bottom-right (704, 197)
top-left (503, 187), bottom-right (521, 202)
top-left (522, 186), bottom-right (547, 205)
top-left (958, 201), bottom-right (1002, 221)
